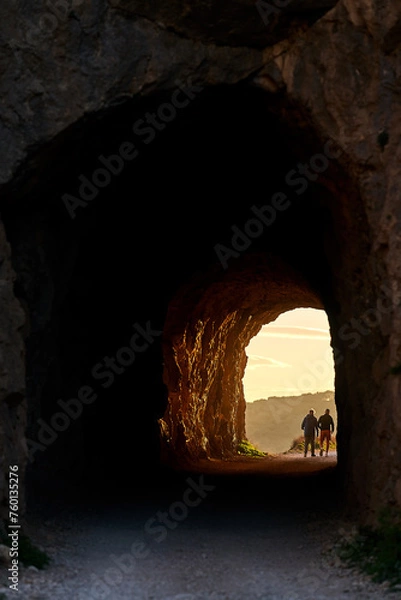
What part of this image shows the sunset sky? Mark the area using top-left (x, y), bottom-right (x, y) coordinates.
top-left (243, 308), bottom-right (335, 402)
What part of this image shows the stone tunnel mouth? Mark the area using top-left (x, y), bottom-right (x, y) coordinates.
top-left (160, 268), bottom-right (336, 466)
top-left (0, 80), bottom-right (367, 511)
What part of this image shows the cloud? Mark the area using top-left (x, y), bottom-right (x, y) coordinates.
top-left (258, 326), bottom-right (331, 341)
top-left (246, 354), bottom-right (291, 369)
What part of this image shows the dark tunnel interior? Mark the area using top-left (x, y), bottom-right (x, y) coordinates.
top-left (0, 83), bottom-right (342, 509)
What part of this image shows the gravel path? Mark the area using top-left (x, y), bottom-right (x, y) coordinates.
top-left (2, 456), bottom-right (400, 600)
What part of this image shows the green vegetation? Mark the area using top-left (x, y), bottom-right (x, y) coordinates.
top-left (287, 436), bottom-right (305, 454)
top-left (1, 528), bottom-right (50, 569)
top-left (338, 509), bottom-right (401, 589)
top-left (237, 439), bottom-right (266, 458)
top-left (286, 435), bottom-right (337, 454)
top-left (19, 535), bottom-right (50, 569)
top-left (245, 391), bottom-right (336, 455)
top-left (389, 363), bottom-right (401, 375)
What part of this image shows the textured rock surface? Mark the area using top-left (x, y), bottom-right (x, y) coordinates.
top-left (0, 0), bottom-right (263, 187)
top-left (0, 0), bottom-right (341, 187)
top-left (253, 0), bottom-right (401, 521)
top-left (113, 0), bottom-right (338, 47)
top-left (0, 0), bottom-right (400, 525)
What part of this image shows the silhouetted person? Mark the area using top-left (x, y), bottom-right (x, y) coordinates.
top-left (301, 409), bottom-right (319, 457)
top-left (318, 408), bottom-right (335, 456)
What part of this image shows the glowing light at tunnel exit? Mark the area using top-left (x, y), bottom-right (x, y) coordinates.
top-left (243, 308), bottom-right (334, 402)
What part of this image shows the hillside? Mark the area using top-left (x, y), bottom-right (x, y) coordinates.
top-left (245, 391), bottom-right (336, 454)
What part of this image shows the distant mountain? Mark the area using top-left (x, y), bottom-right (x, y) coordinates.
top-left (245, 391), bottom-right (336, 454)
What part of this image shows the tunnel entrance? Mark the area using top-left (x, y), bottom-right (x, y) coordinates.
top-left (244, 308), bottom-right (336, 456)
top-left (0, 80), bottom-right (369, 511)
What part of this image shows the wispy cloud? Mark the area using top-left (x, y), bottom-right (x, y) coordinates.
top-left (246, 354), bottom-right (291, 369)
top-left (258, 326), bottom-right (330, 341)
top-left (246, 387), bottom-right (309, 399)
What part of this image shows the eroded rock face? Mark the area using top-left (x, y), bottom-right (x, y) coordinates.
top-left (0, 0), bottom-right (264, 187)
top-left (254, 0), bottom-right (401, 520)
top-left (113, 0), bottom-right (337, 48)
top-left (0, 0), bottom-right (401, 523)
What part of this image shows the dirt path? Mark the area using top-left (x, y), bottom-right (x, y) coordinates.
top-left (189, 450), bottom-right (338, 476)
top-left (2, 455), bottom-right (400, 600)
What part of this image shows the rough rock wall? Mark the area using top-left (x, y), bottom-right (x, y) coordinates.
top-left (0, 0), bottom-right (265, 187)
top-left (0, 0), bottom-right (339, 186)
top-left (254, 0), bottom-right (401, 519)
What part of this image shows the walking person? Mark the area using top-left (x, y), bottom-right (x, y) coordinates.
top-left (301, 409), bottom-right (319, 457)
top-left (318, 408), bottom-right (335, 456)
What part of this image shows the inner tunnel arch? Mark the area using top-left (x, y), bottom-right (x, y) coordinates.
top-left (160, 252), bottom-right (326, 465)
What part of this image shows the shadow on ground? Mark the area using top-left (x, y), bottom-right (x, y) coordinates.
top-left (27, 454), bottom-right (341, 523)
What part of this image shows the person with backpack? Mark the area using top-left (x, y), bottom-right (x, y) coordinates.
top-left (301, 409), bottom-right (319, 457)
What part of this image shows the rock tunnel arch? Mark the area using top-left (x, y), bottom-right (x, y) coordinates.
top-left (160, 253), bottom-right (326, 465)
top-left (0, 78), bottom-right (393, 520)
